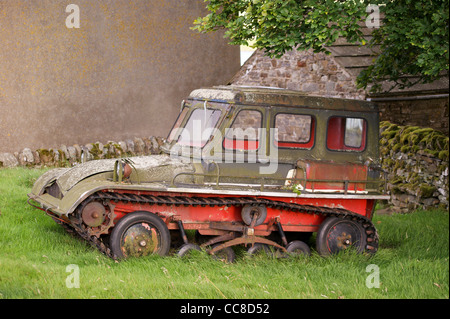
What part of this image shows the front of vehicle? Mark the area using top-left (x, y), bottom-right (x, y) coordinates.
top-left (28, 98), bottom-right (229, 218)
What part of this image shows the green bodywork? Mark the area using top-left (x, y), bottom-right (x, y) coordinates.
top-left (28, 86), bottom-right (384, 217)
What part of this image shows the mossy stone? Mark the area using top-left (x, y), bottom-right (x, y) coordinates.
top-left (419, 184), bottom-right (437, 198)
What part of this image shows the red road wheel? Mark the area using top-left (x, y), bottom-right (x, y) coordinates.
top-left (316, 216), bottom-right (367, 256)
top-left (109, 211), bottom-right (170, 259)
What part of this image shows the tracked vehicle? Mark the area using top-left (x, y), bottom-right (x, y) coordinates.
top-left (28, 86), bottom-right (389, 261)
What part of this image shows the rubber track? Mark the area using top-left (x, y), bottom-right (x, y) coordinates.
top-left (68, 191), bottom-right (379, 260)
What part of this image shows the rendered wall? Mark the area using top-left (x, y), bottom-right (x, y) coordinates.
top-left (0, 0), bottom-right (240, 153)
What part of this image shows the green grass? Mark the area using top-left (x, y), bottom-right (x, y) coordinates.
top-left (0, 167), bottom-right (448, 299)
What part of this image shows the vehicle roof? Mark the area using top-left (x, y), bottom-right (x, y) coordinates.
top-left (188, 85), bottom-right (378, 113)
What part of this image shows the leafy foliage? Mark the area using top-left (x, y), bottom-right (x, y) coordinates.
top-left (357, 0), bottom-right (449, 93)
top-left (193, 0), bottom-right (449, 93)
top-left (193, 0), bottom-right (368, 57)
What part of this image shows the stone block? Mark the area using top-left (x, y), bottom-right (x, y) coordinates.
top-left (118, 141), bottom-right (128, 154)
top-left (297, 60), bottom-right (306, 68)
top-left (301, 83), bottom-right (319, 92)
top-left (18, 148), bottom-right (34, 166)
top-left (67, 146), bottom-right (78, 162)
top-left (60, 145), bottom-right (70, 161)
top-left (0, 153), bottom-right (19, 167)
top-left (133, 137), bottom-right (146, 155)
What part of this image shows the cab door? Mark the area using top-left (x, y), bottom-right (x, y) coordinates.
top-left (209, 105), bottom-right (291, 186)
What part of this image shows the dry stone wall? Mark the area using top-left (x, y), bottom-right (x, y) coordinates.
top-left (0, 137), bottom-right (165, 168)
top-left (380, 122), bottom-right (449, 212)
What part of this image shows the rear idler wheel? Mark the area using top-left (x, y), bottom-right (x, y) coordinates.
top-left (316, 216), bottom-right (368, 256)
top-left (177, 243), bottom-right (202, 258)
top-left (285, 240), bottom-right (311, 257)
top-left (109, 211), bottom-right (171, 259)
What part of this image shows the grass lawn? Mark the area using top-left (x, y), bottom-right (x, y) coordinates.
top-left (0, 167), bottom-right (448, 300)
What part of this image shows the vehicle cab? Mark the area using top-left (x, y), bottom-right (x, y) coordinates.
top-left (162, 85), bottom-right (384, 195)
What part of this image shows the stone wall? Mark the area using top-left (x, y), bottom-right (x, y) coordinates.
top-left (380, 122), bottom-right (449, 212)
top-left (231, 49), bottom-right (366, 100)
top-left (0, 136), bottom-right (165, 168)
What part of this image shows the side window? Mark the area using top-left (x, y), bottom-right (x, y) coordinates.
top-left (224, 110), bottom-right (262, 150)
top-left (327, 116), bottom-right (367, 151)
top-left (275, 113), bottom-right (314, 149)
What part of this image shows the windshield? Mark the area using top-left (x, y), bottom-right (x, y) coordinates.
top-left (168, 107), bottom-right (222, 148)
top-left (167, 107), bottom-right (189, 142)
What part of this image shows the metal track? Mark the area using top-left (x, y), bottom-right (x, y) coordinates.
top-left (66, 191), bottom-right (379, 260)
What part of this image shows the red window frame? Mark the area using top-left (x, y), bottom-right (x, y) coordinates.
top-left (274, 113), bottom-right (315, 149)
top-left (326, 116), bottom-right (367, 152)
top-left (223, 109), bottom-right (262, 151)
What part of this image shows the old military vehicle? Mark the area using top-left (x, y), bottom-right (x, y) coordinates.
top-left (28, 86), bottom-right (389, 261)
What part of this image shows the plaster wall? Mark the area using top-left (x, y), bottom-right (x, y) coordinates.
top-left (0, 0), bottom-right (240, 153)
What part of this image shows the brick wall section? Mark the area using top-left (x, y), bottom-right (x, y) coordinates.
top-left (231, 49), bottom-right (366, 100)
